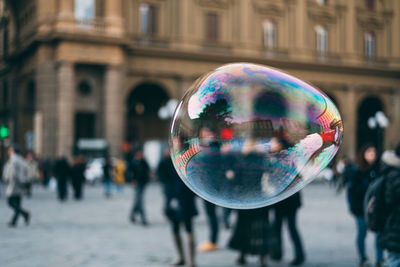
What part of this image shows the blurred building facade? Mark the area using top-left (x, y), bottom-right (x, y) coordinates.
top-left (0, 0), bottom-right (399, 160)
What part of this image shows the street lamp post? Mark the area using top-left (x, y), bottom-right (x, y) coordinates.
top-left (367, 111), bottom-right (389, 155)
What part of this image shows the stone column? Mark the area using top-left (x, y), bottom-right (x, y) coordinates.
top-left (343, 88), bottom-right (357, 161)
top-left (57, 61), bottom-right (75, 159)
top-left (104, 65), bottom-right (124, 157)
top-left (56, 0), bottom-right (75, 31)
top-left (35, 62), bottom-right (58, 158)
top-left (105, 0), bottom-right (124, 35)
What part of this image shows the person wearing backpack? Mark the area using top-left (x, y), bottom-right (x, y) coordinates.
top-left (2, 145), bottom-right (31, 227)
top-left (347, 144), bottom-right (384, 267)
top-left (378, 144), bottom-right (400, 267)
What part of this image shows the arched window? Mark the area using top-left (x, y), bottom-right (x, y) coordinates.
top-left (139, 3), bottom-right (157, 35)
top-left (364, 31), bottom-right (376, 59)
top-left (263, 20), bottom-right (276, 49)
top-left (315, 25), bottom-right (328, 55)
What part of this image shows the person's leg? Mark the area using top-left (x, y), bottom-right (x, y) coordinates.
top-left (136, 185), bottom-right (148, 224)
top-left (287, 211), bottom-right (305, 265)
top-left (375, 233), bottom-right (384, 264)
top-left (185, 219), bottom-right (196, 267)
top-left (8, 196), bottom-right (29, 226)
top-left (130, 185), bottom-right (139, 222)
top-left (272, 211), bottom-right (284, 261)
top-left (236, 251), bottom-right (247, 265)
top-left (205, 201), bottom-right (218, 244)
top-left (171, 219), bottom-right (185, 266)
top-left (8, 196), bottom-right (19, 225)
top-left (104, 181), bottom-right (111, 197)
top-left (223, 208), bottom-right (232, 229)
top-left (355, 217), bottom-right (368, 263)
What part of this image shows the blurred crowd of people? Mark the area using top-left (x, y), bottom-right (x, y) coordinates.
top-left (0, 141), bottom-right (399, 267)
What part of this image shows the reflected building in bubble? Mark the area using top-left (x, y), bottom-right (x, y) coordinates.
top-left (0, 0), bottom-right (399, 160)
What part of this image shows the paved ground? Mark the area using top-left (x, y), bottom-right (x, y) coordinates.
top-left (0, 182), bottom-right (380, 267)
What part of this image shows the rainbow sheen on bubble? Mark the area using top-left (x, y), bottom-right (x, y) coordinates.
top-left (170, 63), bottom-right (343, 209)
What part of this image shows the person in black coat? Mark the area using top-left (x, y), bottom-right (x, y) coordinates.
top-left (71, 155), bottom-right (86, 200)
top-left (102, 156), bottom-right (113, 198)
top-left (158, 151), bottom-right (198, 266)
top-left (272, 192), bottom-right (305, 266)
top-left (129, 149), bottom-right (150, 225)
top-left (229, 207), bottom-right (271, 267)
top-left (53, 156), bottom-right (71, 201)
top-left (347, 144), bottom-right (384, 267)
top-left (379, 144), bottom-right (400, 267)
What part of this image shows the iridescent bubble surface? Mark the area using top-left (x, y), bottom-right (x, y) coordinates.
top-left (170, 63), bottom-right (343, 209)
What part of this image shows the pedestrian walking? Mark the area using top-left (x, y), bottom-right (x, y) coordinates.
top-left (53, 155), bottom-right (71, 201)
top-left (347, 144), bottom-right (384, 267)
top-left (158, 151), bottom-right (198, 266)
top-left (229, 207), bottom-right (271, 267)
top-left (129, 149), bottom-right (150, 225)
top-left (271, 192), bottom-right (306, 266)
top-left (71, 155), bottom-right (86, 200)
top-left (113, 158), bottom-right (126, 193)
top-left (2, 145), bottom-right (30, 227)
top-left (103, 156), bottom-right (113, 198)
top-left (377, 144), bottom-right (400, 267)
top-left (25, 151), bottom-right (39, 197)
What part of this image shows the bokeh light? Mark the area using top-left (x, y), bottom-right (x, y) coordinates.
top-left (170, 63), bottom-right (343, 209)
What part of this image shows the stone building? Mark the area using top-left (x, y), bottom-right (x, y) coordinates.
top-left (0, 0), bottom-right (399, 160)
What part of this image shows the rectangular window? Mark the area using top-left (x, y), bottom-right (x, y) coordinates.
top-left (263, 21), bottom-right (276, 49)
top-left (315, 25), bottom-right (328, 55)
top-left (75, 112), bottom-right (96, 141)
top-left (139, 3), bottom-right (157, 35)
top-left (365, 32), bottom-right (376, 59)
top-left (206, 12), bottom-right (219, 42)
top-left (75, 0), bottom-right (95, 20)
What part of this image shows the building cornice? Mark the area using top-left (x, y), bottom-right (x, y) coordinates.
top-left (126, 46), bottom-right (400, 78)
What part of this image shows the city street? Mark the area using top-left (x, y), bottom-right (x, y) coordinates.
top-left (0, 182), bottom-right (379, 267)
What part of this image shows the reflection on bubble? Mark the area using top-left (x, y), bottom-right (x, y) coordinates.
top-left (169, 63), bottom-right (343, 209)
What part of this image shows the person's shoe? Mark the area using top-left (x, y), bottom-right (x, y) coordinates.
top-left (197, 241), bottom-right (219, 252)
top-left (359, 257), bottom-right (369, 267)
top-left (142, 220), bottom-right (149, 226)
top-left (290, 257), bottom-right (305, 266)
top-left (7, 222), bottom-right (16, 228)
top-left (236, 256), bottom-right (247, 265)
top-left (129, 215), bottom-right (136, 224)
top-left (24, 213), bottom-right (30, 226)
top-left (375, 261), bottom-right (384, 267)
top-left (170, 259), bottom-right (185, 266)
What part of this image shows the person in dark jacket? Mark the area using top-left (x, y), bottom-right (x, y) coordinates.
top-left (103, 156), bottom-right (113, 198)
top-left (129, 149), bottom-right (150, 225)
top-left (158, 150), bottom-right (198, 266)
top-left (272, 192), bottom-right (305, 266)
top-left (347, 144), bottom-right (384, 267)
top-left (378, 144), bottom-right (400, 267)
top-left (53, 155), bottom-right (71, 201)
top-left (71, 155), bottom-right (86, 200)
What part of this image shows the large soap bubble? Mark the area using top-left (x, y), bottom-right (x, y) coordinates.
top-left (170, 63), bottom-right (343, 209)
